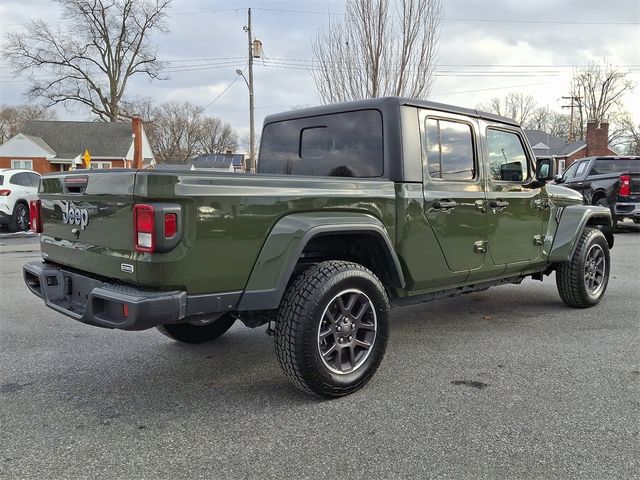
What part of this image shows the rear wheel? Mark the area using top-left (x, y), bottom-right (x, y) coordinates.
top-left (9, 203), bottom-right (29, 232)
top-left (633, 218), bottom-right (640, 224)
top-left (595, 198), bottom-right (621, 226)
top-left (157, 314), bottom-right (236, 344)
top-left (556, 227), bottom-right (610, 308)
top-left (275, 260), bottom-right (390, 398)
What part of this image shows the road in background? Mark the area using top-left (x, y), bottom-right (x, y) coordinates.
top-left (1, 232), bottom-right (638, 479)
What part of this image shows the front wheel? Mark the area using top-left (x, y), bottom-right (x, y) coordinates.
top-left (157, 314), bottom-right (236, 344)
top-left (275, 261), bottom-right (390, 398)
top-left (556, 227), bottom-right (610, 308)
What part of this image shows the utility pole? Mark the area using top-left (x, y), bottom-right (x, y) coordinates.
top-left (244, 8), bottom-right (256, 173)
top-left (562, 96), bottom-right (581, 142)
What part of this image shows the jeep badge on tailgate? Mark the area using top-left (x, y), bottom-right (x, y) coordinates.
top-left (62, 203), bottom-right (89, 230)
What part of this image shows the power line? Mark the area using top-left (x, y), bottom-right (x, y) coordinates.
top-left (202, 68), bottom-right (246, 110)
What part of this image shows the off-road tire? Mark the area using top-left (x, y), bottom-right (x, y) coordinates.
top-left (274, 260), bottom-right (390, 398)
top-left (9, 202), bottom-right (29, 232)
top-left (556, 227), bottom-right (610, 308)
top-left (157, 314), bottom-right (236, 344)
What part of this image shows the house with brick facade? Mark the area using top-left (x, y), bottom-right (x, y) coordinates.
top-left (525, 120), bottom-right (617, 175)
top-left (0, 118), bottom-right (154, 174)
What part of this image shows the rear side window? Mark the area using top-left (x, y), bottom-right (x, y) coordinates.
top-left (26, 173), bottom-right (40, 187)
top-left (423, 118), bottom-right (475, 181)
top-left (259, 110), bottom-right (383, 177)
top-left (486, 129), bottom-right (530, 182)
top-left (590, 159), bottom-right (640, 175)
top-left (0, 175), bottom-right (4, 185)
top-left (9, 173), bottom-right (27, 186)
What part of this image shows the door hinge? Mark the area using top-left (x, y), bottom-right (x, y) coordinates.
top-left (533, 234), bottom-right (544, 245)
top-left (474, 240), bottom-right (487, 253)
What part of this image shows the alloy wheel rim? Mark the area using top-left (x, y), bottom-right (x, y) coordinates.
top-left (584, 244), bottom-right (606, 296)
top-left (317, 289), bottom-right (377, 375)
top-left (17, 205), bottom-right (28, 231)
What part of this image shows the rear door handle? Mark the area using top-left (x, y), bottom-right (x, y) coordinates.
top-left (434, 200), bottom-right (458, 210)
top-left (490, 200), bottom-right (509, 208)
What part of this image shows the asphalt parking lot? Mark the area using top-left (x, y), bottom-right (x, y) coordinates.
top-left (1, 229), bottom-right (638, 480)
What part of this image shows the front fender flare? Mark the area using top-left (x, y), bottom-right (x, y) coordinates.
top-left (237, 212), bottom-right (403, 311)
top-left (549, 205), bottom-right (613, 262)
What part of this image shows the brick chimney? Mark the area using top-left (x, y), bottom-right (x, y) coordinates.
top-left (586, 120), bottom-right (609, 157)
top-left (132, 115), bottom-right (143, 169)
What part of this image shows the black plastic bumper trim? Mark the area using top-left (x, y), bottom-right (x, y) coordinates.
top-left (23, 261), bottom-right (240, 331)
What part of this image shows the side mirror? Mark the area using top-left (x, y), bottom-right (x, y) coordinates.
top-left (535, 158), bottom-right (555, 182)
top-left (555, 174), bottom-right (564, 183)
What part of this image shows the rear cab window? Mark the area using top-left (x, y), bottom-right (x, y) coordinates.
top-left (258, 110), bottom-right (383, 177)
top-left (590, 158), bottom-right (640, 175)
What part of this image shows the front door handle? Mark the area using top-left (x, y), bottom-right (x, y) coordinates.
top-left (490, 199), bottom-right (509, 208)
top-left (434, 199), bottom-right (458, 210)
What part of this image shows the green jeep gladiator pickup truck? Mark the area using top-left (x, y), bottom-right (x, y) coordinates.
top-left (24, 97), bottom-right (614, 397)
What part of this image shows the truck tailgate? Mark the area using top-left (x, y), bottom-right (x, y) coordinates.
top-left (39, 171), bottom-right (138, 283)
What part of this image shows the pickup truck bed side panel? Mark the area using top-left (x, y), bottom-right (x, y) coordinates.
top-left (134, 172), bottom-right (398, 294)
top-left (238, 212), bottom-right (404, 311)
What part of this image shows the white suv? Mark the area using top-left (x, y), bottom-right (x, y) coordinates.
top-left (0, 169), bottom-right (41, 232)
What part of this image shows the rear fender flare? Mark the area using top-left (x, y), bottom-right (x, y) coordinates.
top-left (237, 213), bottom-right (404, 311)
top-left (549, 205), bottom-right (613, 262)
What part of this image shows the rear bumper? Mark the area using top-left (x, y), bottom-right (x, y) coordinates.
top-left (23, 261), bottom-right (241, 331)
top-left (613, 202), bottom-right (640, 218)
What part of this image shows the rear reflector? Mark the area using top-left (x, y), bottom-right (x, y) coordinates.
top-left (133, 204), bottom-right (155, 253)
top-left (0, 189), bottom-right (11, 196)
top-left (30, 200), bottom-right (42, 233)
top-left (620, 174), bottom-right (630, 197)
top-left (122, 304), bottom-right (129, 318)
top-left (164, 213), bottom-right (177, 238)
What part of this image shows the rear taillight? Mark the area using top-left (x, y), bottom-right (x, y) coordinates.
top-left (0, 189), bottom-right (11, 196)
top-left (620, 174), bottom-right (630, 197)
top-left (134, 204), bottom-right (155, 252)
top-left (30, 200), bottom-right (42, 233)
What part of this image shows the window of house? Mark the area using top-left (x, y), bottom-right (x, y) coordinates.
top-left (259, 110), bottom-right (383, 177)
top-left (423, 118), bottom-right (475, 181)
top-left (91, 161), bottom-right (112, 169)
top-left (557, 159), bottom-right (566, 175)
top-left (11, 159), bottom-right (33, 170)
top-left (486, 129), bottom-right (530, 182)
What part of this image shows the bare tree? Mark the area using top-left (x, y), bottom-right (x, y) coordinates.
top-left (312, 0), bottom-right (442, 103)
top-left (4, 0), bottom-right (171, 122)
top-left (150, 101), bottom-right (205, 163)
top-left (570, 63), bottom-right (635, 140)
top-left (148, 101), bottom-right (240, 163)
top-left (0, 104), bottom-right (56, 143)
top-left (477, 93), bottom-right (538, 125)
top-left (609, 112), bottom-right (640, 155)
top-left (523, 106), bottom-right (569, 138)
top-left (199, 117), bottom-right (238, 154)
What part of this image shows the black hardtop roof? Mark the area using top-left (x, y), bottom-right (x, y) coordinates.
top-left (579, 156), bottom-right (640, 161)
top-left (263, 96), bottom-right (519, 127)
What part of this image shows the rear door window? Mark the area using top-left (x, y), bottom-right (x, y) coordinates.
top-left (259, 110), bottom-right (383, 177)
top-left (590, 158), bottom-right (640, 175)
top-left (574, 161), bottom-right (589, 178)
top-left (423, 118), bottom-right (475, 181)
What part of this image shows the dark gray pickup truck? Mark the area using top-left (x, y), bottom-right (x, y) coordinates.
top-left (556, 156), bottom-right (640, 223)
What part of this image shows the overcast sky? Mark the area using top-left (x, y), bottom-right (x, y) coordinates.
top-left (0, 0), bottom-right (638, 140)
